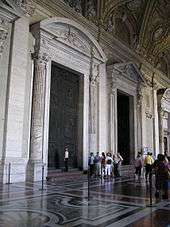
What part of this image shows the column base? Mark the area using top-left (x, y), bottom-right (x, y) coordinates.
top-left (26, 160), bottom-right (47, 182)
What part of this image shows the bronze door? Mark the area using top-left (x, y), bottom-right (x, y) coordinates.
top-left (48, 63), bottom-right (80, 169)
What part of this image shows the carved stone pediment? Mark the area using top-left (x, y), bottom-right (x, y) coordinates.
top-left (112, 62), bottom-right (146, 84)
top-left (47, 22), bottom-right (90, 53)
top-left (40, 18), bottom-right (106, 62)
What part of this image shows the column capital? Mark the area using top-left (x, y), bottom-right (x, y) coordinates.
top-left (32, 52), bottom-right (50, 65)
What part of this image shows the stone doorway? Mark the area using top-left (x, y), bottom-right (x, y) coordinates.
top-left (117, 91), bottom-right (134, 164)
top-left (48, 62), bottom-right (83, 170)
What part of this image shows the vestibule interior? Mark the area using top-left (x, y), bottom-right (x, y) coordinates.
top-left (48, 62), bottom-right (83, 170)
top-left (117, 90), bottom-right (135, 164)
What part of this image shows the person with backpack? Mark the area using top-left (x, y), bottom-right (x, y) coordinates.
top-left (105, 153), bottom-right (113, 179)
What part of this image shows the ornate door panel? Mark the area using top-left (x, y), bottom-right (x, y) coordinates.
top-left (48, 63), bottom-right (80, 169)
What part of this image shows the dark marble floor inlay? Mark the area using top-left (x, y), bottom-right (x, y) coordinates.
top-left (0, 175), bottom-right (169, 226)
top-left (126, 209), bottom-right (170, 227)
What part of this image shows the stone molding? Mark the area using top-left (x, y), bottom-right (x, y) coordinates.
top-left (14, 0), bottom-right (35, 16)
top-left (0, 17), bottom-right (9, 57)
top-left (0, 0), bottom-right (35, 18)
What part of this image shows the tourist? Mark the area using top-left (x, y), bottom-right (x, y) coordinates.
top-left (134, 152), bottom-right (143, 181)
top-left (101, 152), bottom-right (106, 177)
top-left (105, 153), bottom-right (113, 179)
top-left (64, 147), bottom-right (69, 172)
top-left (144, 152), bottom-right (154, 182)
top-left (94, 152), bottom-right (101, 177)
top-left (154, 154), bottom-right (169, 199)
top-left (117, 153), bottom-right (123, 177)
top-left (88, 152), bottom-right (95, 177)
top-left (113, 154), bottom-right (119, 177)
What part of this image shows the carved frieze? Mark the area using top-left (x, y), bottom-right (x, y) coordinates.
top-left (0, 17), bottom-right (9, 58)
top-left (14, 0), bottom-right (35, 16)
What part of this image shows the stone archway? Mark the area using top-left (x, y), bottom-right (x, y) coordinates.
top-left (27, 17), bottom-right (107, 181)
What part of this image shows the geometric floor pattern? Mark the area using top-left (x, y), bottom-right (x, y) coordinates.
top-left (0, 176), bottom-right (169, 226)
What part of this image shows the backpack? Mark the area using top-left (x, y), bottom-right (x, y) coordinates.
top-left (107, 159), bottom-right (111, 165)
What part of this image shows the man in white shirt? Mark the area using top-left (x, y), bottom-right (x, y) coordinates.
top-left (64, 147), bottom-right (69, 172)
top-left (106, 153), bottom-right (113, 178)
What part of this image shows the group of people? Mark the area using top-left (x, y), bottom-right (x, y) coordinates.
top-left (134, 151), bottom-right (170, 199)
top-left (88, 152), bottom-right (123, 179)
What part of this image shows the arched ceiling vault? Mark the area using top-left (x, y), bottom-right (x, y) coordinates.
top-left (98, 0), bottom-right (170, 78)
top-left (68, 0), bottom-right (169, 78)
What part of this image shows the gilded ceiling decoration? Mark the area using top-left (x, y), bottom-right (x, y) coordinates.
top-left (63, 0), bottom-right (170, 78)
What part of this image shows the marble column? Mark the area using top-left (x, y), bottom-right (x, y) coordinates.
top-left (88, 66), bottom-right (98, 154)
top-left (136, 85), bottom-right (143, 153)
top-left (110, 78), bottom-right (117, 154)
top-left (27, 52), bottom-right (49, 182)
top-left (0, 17), bottom-right (11, 183)
top-left (158, 105), bottom-right (164, 154)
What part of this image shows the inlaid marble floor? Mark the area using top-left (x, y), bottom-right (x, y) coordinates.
top-left (0, 175), bottom-right (169, 227)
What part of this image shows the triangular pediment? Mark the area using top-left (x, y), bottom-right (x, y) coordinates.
top-left (113, 62), bottom-right (146, 84)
